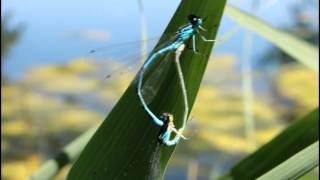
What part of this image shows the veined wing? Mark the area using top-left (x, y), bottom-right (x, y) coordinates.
top-left (85, 24), bottom-right (240, 82)
top-left (140, 49), bottom-right (175, 105)
top-left (85, 33), bottom-right (177, 81)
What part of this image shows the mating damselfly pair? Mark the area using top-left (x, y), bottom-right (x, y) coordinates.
top-left (89, 14), bottom-right (217, 146)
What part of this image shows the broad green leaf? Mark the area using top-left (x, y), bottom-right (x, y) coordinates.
top-left (219, 108), bottom-right (319, 180)
top-left (67, 0), bottom-right (226, 179)
top-left (225, 5), bottom-right (319, 72)
top-left (258, 141), bottom-right (319, 180)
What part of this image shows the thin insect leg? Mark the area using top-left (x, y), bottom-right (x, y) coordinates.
top-left (192, 35), bottom-right (197, 53)
top-left (158, 114), bottom-right (183, 146)
top-left (199, 25), bottom-right (207, 32)
top-left (171, 126), bottom-right (188, 140)
top-left (200, 35), bottom-right (218, 42)
top-left (192, 35), bottom-right (201, 55)
top-left (199, 25), bottom-right (219, 42)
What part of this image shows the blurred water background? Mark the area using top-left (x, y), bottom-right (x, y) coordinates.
top-left (1, 0), bottom-right (319, 179)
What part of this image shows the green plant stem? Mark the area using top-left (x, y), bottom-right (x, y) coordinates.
top-left (138, 0), bottom-right (148, 63)
top-left (241, 22), bottom-right (256, 151)
top-left (29, 124), bottom-right (100, 180)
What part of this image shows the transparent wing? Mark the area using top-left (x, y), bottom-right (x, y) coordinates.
top-left (87, 36), bottom-right (162, 55)
top-left (83, 32), bottom-right (178, 82)
top-left (140, 50), bottom-right (174, 105)
top-left (83, 22), bottom-right (240, 83)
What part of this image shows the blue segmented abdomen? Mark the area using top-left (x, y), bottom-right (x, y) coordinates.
top-left (137, 43), bottom-right (179, 126)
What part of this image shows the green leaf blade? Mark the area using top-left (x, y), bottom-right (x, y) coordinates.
top-left (257, 141), bottom-right (319, 180)
top-left (225, 5), bottom-right (319, 72)
top-left (219, 108), bottom-right (319, 180)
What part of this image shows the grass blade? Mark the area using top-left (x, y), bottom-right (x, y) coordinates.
top-left (30, 124), bottom-right (100, 180)
top-left (225, 5), bottom-right (319, 72)
top-left (219, 108), bottom-right (319, 180)
top-left (257, 141), bottom-right (319, 180)
top-left (66, 0), bottom-right (226, 179)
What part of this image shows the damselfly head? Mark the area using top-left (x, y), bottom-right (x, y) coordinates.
top-left (188, 14), bottom-right (203, 26)
top-left (161, 112), bottom-right (174, 123)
